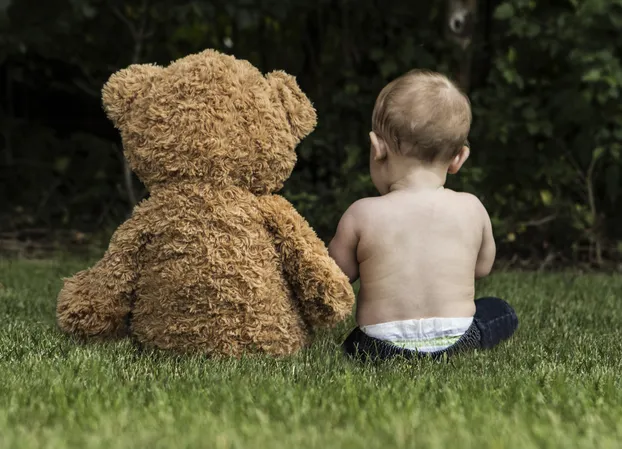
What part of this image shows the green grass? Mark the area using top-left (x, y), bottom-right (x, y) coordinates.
top-left (1, 258), bottom-right (622, 449)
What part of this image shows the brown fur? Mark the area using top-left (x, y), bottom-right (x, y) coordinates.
top-left (56, 49), bottom-right (355, 357)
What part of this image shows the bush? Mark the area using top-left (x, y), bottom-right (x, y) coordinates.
top-left (1, 0), bottom-right (620, 264)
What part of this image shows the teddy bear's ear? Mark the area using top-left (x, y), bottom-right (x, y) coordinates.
top-left (102, 64), bottom-right (160, 126)
top-left (266, 71), bottom-right (317, 140)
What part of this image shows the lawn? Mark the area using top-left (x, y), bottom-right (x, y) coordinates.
top-left (1, 257), bottom-right (621, 449)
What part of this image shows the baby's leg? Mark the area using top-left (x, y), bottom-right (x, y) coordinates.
top-left (342, 298), bottom-right (518, 362)
top-left (472, 297), bottom-right (519, 349)
top-left (342, 328), bottom-right (416, 362)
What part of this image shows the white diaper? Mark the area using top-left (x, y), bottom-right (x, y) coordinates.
top-left (360, 317), bottom-right (474, 353)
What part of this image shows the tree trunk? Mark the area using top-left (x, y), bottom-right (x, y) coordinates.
top-left (111, 0), bottom-right (153, 209)
top-left (445, 0), bottom-right (478, 93)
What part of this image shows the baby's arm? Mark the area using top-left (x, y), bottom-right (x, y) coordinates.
top-left (474, 199), bottom-right (496, 279)
top-left (327, 204), bottom-right (360, 283)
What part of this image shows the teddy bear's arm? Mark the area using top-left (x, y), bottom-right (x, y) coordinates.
top-left (56, 215), bottom-right (147, 340)
top-left (259, 195), bottom-right (355, 328)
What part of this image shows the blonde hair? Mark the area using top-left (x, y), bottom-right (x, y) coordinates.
top-left (371, 69), bottom-right (472, 164)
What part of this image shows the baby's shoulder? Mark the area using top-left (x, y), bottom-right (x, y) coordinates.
top-left (339, 197), bottom-right (395, 233)
top-left (342, 197), bottom-right (383, 220)
top-left (443, 190), bottom-right (489, 220)
top-left (444, 189), bottom-right (484, 206)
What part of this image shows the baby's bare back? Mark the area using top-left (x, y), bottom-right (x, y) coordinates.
top-left (355, 189), bottom-right (484, 326)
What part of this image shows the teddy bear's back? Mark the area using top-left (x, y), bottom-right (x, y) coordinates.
top-left (130, 185), bottom-right (310, 356)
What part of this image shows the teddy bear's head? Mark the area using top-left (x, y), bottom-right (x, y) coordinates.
top-left (101, 49), bottom-right (317, 194)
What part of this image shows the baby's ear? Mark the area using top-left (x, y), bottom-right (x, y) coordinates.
top-left (369, 131), bottom-right (387, 161)
top-left (266, 71), bottom-right (317, 140)
top-left (448, 145), bottom-right (470, 174)
top-left (102, 64), bottom-right (160, 127)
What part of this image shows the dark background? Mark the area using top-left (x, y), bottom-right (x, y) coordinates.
top-left (1, 0), bottom-right (621, 268)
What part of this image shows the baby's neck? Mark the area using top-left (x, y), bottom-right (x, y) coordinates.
top-left (388, 163), bottom-right (448, 193)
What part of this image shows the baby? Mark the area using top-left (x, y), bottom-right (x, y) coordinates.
top-left (328, 70), bottom-right (518, 361)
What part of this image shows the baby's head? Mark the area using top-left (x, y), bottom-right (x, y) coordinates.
top-left (369, 70), bottom-right (472, 193)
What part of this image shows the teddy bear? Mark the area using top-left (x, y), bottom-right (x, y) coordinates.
top-left (56, 49), bottom-right (355, 357)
